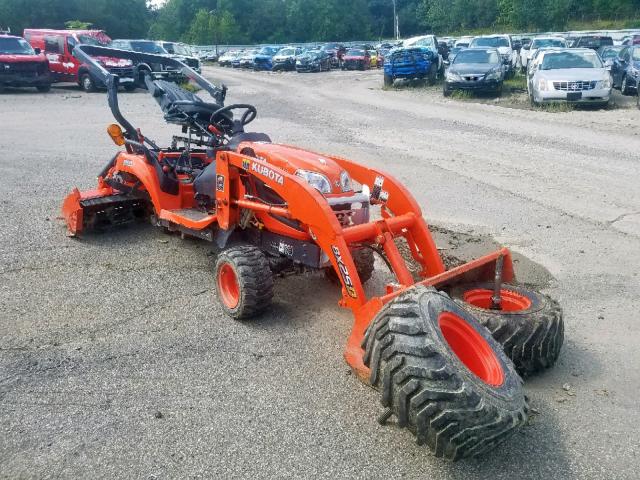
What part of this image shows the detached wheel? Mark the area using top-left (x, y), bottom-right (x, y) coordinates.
top-left (449, 283), bottom-right (563, 376)
top-left (215, 245), bottom-right (274, 319)
top-left (326, 247), bottom-right (375, 285)
top-left (363, 287), bottom-right (527, 460)
top-left (80, 73), bottom-right (97, 93)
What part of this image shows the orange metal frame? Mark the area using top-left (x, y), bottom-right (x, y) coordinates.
top-left (62, 147), bottom-right (514, 381)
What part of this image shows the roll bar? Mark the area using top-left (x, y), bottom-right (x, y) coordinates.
top-left (72, 45), bottom-right (227, 140)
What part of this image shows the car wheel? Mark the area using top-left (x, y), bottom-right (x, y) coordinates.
top-left (36, 85), bottom-right (51, 93)
top-left (80, 73), bottom-right (97, 93)
top-left (443, 84), bottom-right (451, 97)
top-left (621, 75), bottom-right (634, 95)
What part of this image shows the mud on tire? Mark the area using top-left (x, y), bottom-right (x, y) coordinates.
top-left (363, 286), bottom-right (528, 460)
top-left (449, 283), bottom-right (564, 376)
top-left (215, 245), bottom-right (274, 319)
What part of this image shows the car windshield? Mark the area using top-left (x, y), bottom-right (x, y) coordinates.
top-left (579, 37), bottom-right (613, 47)
top-left (347, 49), bottom-right (364, 56)
top-left (406, 37), bottom-right (434, 48)
top-left (0, 37), bottom-right (35, 55)
top-left (174, 44), bottom-right (192, 56)
top-left (600, 47), bottom-right (621, 59)
top-left (259, 47), bottom-right (279, 55)
top-left (78, 35), bottom-right (109, 46)
top-left (633, 49), bottom-right (640, 61)
top-left (532, 38), bottom-right (565, 48)
top-left (472, 37), bottom-right (509, 48)
top-left (453, 49), bottom-right (499, 64)
top-left (130, 41), bottom-right (167, 54)
top-left (541, 51), bottom-right (602, 70)
top-left (278, 48), bottom-right (294, 56)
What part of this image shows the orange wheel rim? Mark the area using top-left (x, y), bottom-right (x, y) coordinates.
top-left (218, 263), bottom-right (240, 309)
top-left (463, 288), bottom-right (532, 312)
top-left (439, 312), bottom-right (504, 386)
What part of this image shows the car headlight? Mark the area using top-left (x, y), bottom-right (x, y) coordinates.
top-left (601, 76), bottom-right (612, 89)
top-left (446, 71), bottom-right (462, 81)
top-left (296, 170), bottom-right (332, 194)
top-left (537, 78), bottom-right (548, 91)
top-left (340, 171), bottom-right (352, 193)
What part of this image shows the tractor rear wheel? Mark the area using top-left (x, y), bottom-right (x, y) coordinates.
top-left (363, 287), bottom-right (527, 460)
top-left (215, 245), bottom-right (274, 319)
top-left (449, 283), bottom-right (563, 376)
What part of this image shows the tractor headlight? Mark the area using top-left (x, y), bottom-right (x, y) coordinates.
top-left (296, 170), bottom-right (332, 194)
top-left (340, 170), bottom-right (352, 192)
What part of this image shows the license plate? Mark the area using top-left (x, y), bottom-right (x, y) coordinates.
top-left (567, 92), bottom-right (582, 101)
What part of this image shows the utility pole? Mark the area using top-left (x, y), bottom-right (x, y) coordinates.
top-left (208, 10), bottom-right (218, 56)
top-left (392, 0), bottom-right (399, 40)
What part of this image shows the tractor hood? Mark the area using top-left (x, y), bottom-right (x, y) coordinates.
top-left (239, 143), bottom-right (348, 195)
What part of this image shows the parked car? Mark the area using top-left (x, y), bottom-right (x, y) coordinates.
top-left (527, 48), bottom-right (612, 107)
top-left (469, 35), bottom-right (517, 78)
top-left (447, 46), bottom-right (464, 63)
top-left (237, 49), bottom-right (258, 69)
top-left (572, 35), bottom-right (613, 50)
top-left (455, 36), bottom-right (474, 48)
top-left (598, 45), bottom-right (624, 67)
top-left (383, 35), bottom-right (443, 86)
top-left (0, 33), bottom-right (51, 92)
top-left (443, 48), bottom-right (505, 97)
top-left (621, 34), bottom-right (640, 46)
top-left (296, 49), bottom-right (331, 72)
top-left (252, 45), bottom-right (281, 71)
top-left (437, 41), bottom-right (450, 60)
top-left (342, 48), bottom-right (371, 70)
top-left (109, 39), bottom-right (184, 83)
top-left (611, 46), bottom-right (640, 95)
top-left (198, 49), bottom-right (218, 62)
top-left (320, 43), bottom-right (346, 68)
top-left (520, 36), bottom-right (566, 72)
top-left (24, 29), bottom-right (136, 92)
top-left (272, 46), bottom-right (305, 71)
top-left (218, 50), bottom-right (239, 67)
top-left (157, 41), bottom-right (201, 73)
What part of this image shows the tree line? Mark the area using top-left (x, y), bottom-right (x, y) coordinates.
top-left (1, 0), bottom-right (639, 45)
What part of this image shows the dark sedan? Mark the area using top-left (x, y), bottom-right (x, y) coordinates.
top-left (295, 49), bottom-right (331, 72)
top-left (611, 45), bottom-right (640, 95)
top-left (443, 48), bottom-right (505, 97)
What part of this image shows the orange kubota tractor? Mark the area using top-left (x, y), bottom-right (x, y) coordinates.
top-left (62, 45), bottom-right (563, 460)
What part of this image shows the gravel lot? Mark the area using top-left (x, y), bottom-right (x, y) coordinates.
top-left (1, 67), bottom-right (639, 479)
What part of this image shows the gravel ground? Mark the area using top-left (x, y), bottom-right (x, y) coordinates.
top-left (1, 68), bottom-right (639, 479)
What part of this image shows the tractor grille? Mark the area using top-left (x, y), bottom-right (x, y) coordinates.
top-left (553, 80), bottom-right (597, 91)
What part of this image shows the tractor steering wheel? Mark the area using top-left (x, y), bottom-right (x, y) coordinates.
top-left (210, 104), bottom-right (257, 133)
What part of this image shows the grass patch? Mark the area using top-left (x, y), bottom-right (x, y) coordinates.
top-left (179, 82), bottom-right (201, 93)
top-left (533, 102), bottom-right (575, 113)
top-left (450, 90), bottom-right (473, 100)
top-left (504, 74), bottom-right (527, 93)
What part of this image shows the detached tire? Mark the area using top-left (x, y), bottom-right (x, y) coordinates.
top-left (363, 287), bottom-right (527, 460)
top-left (449, 283), bottom-right (563, 376)
top-left (215, 245), bottom-right (274, 319)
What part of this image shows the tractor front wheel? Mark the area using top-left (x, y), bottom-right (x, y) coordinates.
top-left (363, 287), bottom-right (527, 460)
top-left (215, 245), bottom-right (274, 319)
top-left (449, 283), bottom-right (564, 376)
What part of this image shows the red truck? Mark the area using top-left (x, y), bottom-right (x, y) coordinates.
top-left (24, 29), bottom-right (136, 92)
top-left (0, 33), bottom-right (51, 92)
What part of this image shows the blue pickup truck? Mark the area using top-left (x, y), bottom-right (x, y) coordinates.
top-left (383, 35), bottom-right (443, 87)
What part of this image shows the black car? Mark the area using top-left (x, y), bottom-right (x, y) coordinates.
top-left (295, 49), bottom-right (331, 72)
top-left (611, 45), bottom-right (640, 95)
top-left (572, 35), bottom-right (613, 50)
top-left (598, 45), bottom-right (624, 66)
top-left (110, 39), bottom-right (184, 83)
top-left (443, 48), bottom-right (504, 97)
top-left (320, 43), bottom-right (346, 68)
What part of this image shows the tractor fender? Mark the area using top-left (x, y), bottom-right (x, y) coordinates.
top-left (113, 151), bottom-right (182, 212)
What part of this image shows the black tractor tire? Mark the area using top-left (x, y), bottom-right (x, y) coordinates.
top-left (363, 286), bottom-right (527, 460)
top-left (448, 283), bottom-right (563, 376)
top-left (80, 73), bottom-right (97, 93)
top-left (215, 245), bottom-right (274, 320)
top-left (326, 247), bottom-right (375, 285)
top-left (383, 74), bottom-right (393, 87)
top-left (36, 84), bottom-right (51, 93)
top-left (621, 75), bottom-right (634, 96)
